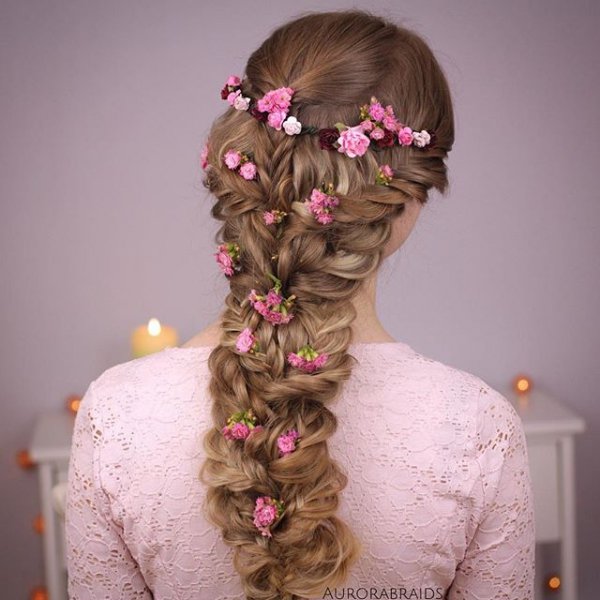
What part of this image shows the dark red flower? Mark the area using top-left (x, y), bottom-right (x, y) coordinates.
top-left (375, 128), bottom-right (395, 148)
top-left (250, 105), bottom-right (269, 122)
top-left (318, 128), bottom-right (340, 150)
top-left (428, 130), bottom-right (437, 149)
top-left (220, 84), bottom-right (231, 100)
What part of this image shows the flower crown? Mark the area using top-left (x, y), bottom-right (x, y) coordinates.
top-left (221, 75), bottom-right (435, 158)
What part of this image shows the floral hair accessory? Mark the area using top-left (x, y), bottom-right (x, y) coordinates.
top-left (277, 428), bottom-right (300, 457)
top-left (263, 209), bottom-right (288, 225)
top-left (236, 327), bottom-right (259, 354)
top-left (287, 344), bottom-right (329, 373)
top-left (316, 97), bottom-right (434, 158)
top-left (221, 75), bottom-right (252, 111)
top-left (375, 164), bottom-right (394, 186)
top-left (248, 273), bottom-right (296, 325)
top-left (214, 242), bottom-right (241, 277)
top-left (221, 75), bottom-right (300, 135)
top-left (220, 77), bottom-right (435, 155)
top-left (304, 183), bottom-right (340, 225)
top-left (223, 149), bottom-right (257, 180)
top-left (253, 495), bottom-right (285, 538)
top-left (222, 408), bottom-right (260, 441)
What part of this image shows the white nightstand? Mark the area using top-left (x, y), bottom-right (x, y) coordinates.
top-left (30, 390), bottom-right (585, 600)
top-left (29, 412), bottom-right (74, 600)
top-left (504, 387), bottom-right (586, 600)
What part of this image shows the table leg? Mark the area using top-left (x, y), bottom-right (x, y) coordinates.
top-left (38, 464), bottom-right (67, 600)
top-left (559, 436), bottom-right (577, 600)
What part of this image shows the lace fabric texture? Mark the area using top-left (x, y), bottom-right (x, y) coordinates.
top-left (65, 342), bottom-right (535, 599)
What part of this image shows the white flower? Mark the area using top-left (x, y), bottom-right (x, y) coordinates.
top-left (412, 130), bottom-right (431, 148)
top-left (282, 116), bottom-right (302, 135)
top-left (233, 94), bottom-right (251, 111)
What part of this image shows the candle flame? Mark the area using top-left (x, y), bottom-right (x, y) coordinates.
top-left (147, 318), bottom-right (162, 336)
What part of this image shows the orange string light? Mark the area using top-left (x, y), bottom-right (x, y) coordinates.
top-left (66, 394), bottom-right (82, 414)
top-left (29, 586), bottom-right (48, 600)
top-left (33, 513), bottom-right (45, 535)
top-left (16, 449), bottom-right (35, 470)
top-left (547, 574), bottom-right (561, 590)
top-left (512, 373), bottom-right (533, 395)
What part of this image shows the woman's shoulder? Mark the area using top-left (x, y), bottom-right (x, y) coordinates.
top-left (350, 340), bottom-right (493, 403)
top-left (88, 346), bottom-right (211, 426)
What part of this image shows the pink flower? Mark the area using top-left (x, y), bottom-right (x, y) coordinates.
top-left (253, 496), bottom-right (285, 537)
top-left (305, 186), bottom-right (340, 224)
top-left (267, 110), bottom-right (286, 131)
top-left (380, 164), bottom-right (394, 178)
top-left (375, 163), bottom-right (394, 186)
top-left (224, 149), bottom-right (242, 170)
top-left (368, 101), bottom-right (386, 122)
top-left (398, 126), bottom-right (414, 146)
top-left (263, 209), bottom-right (287, 225)
top-left (200, 143), bottom-right (209, 169)
top-left (252, 299), bottom-right (268, 316)
top-left (233, 94), bottom-right (250, 111)
top-left (383, 114), bottom-right (399, 131)
top-left (382, 105), bottom-right (399, 131)
top-left (256, 87), bottom-right (295, 132)
top-left (336, 125), bottom-right (371, 158)
top-left (257, 94), bottom-right (275, 113)
top-left (254, 501), bottom-right (276, 527)
top-left (287, 353), bottom-right (305, 369)
top-left (215, 249), bottom-right (234, 276)
top-left (272, 87), bottom-right (294, 109)
top-left (287, 345), bottom-right (329, 373)
top-left (248, 274), bottom-right (296, 325)
top-left (258, 87), bottom-right (294, 111)
top-left (256, 309), bottom-right (293, 325)
top-left (369, 127), bottom-right (385, 140)
top-left (226, 75), bottom-right (241, 86)
top-left (239, 162), bottom-right (257, 180)
top-left (277, 429), bottom-right (300, 456)
top-left (312, 354), bottom-right (329, 368)
top-left (230, 422), bottom-right (250, 439)
top-left (236, 328), bottom-right (257, 353)
top-left (222, 408), bottom-right (259, 441)
top-left (266, 289), bottom-right (283, 305)
top-left (214, 242), bottom-right (240, 277)
top-left (359, 119), bottom-right (374, 132)
top-left (227, 89), bottom-right (241, 106)
top-left (248, 276), bottom-right (296, 325)
top-left (315, 212), bottom-right (334, 225)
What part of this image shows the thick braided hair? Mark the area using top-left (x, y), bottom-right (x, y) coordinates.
top-left (198, 9), bottom-right (454, 599)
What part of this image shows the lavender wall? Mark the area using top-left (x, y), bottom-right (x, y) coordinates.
top-left (1, 1), bottom-right (599, 597)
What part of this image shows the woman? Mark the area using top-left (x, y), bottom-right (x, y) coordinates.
top-left (65, 10), bottom-right (535, 600)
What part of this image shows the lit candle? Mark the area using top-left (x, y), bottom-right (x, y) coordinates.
top-left (131, 318), bottom-right (179, 358)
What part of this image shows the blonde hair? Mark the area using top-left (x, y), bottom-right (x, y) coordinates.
top-left (198, 10), bottom-right (454, 599)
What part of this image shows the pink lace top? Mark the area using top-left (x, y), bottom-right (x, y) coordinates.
top-left (65, 341), bottom-right (535, 599)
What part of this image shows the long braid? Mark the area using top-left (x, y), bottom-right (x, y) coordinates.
top-left (199, 9), bottom-right (454, 600)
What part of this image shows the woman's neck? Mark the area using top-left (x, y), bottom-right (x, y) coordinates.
top-left (349, 272), bottom-right (397, 343)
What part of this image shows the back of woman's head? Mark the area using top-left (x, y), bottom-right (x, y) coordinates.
top-left (199, 9), bottom-right (454, 599)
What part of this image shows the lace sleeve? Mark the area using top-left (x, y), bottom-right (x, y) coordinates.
top-left (65, 380), bottom-right (153, 599)
top-left (447, 385), bottom-right (536, 600)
